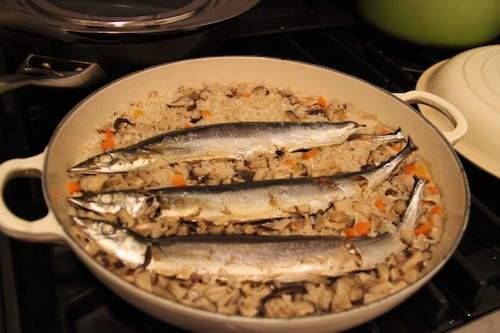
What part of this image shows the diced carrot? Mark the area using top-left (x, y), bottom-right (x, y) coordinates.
top-left (415, 165), bottom-right (428, 179)
top-left (375, 198), bottom-right (386, 212)
top-left (345, 221), bottom-right (371, 237)
top-left (303, 148), bottom-right (318, 160)
top-left (404, 164), bottom-right (431, 180)
top-left (172, 174), bottom-right (186, 187)
top-left (133, 109), bottom-right (144, 119)
top-left (317, 96), bottom-right (327, 109)
top-left (404, 164), bottom-right (416, 175)
top-left (184, 123), bottom-right (193, 129)
top-left (391, 145), bottom-right (402, 152)
top-left (201, 109), bottom-right (212, 117)
top-left (414, 221), bottom-right (433, 236)
top-left (243, 92), bottom-right (252, 98)
top-left (284, 159), bottom-right (293, 166)
top-left (101, 140), bottom-right (115, 150)
top-left (104, 128), bottom-right (114, 141)
top-left (380, 129), bottom-right (391, 135)
top-left (345, 229), bottom-right (356, 238)
top-left (356, 222), bottom-right (371, 235)
top-left (431, 205), bottom-right (443, 216)
top-left (67, 181), bottom-right (82, 194)
top-left (101, 128), bottom-right (115, 150)
top-left (426, 186), bottom-right (437, 195)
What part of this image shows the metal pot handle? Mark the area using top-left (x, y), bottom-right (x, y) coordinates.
top-left (0, 54), bottom-right (106, 94)
top-left (0, 151), bottom-right (67, 244)
top-left (395, 90), bottom-right (468, 145)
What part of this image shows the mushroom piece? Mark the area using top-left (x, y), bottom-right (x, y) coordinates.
top-left (167, 95), bottom-right (196, 109)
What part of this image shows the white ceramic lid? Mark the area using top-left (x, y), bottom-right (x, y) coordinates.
top-left (416, 45), bottom-right (500, 178)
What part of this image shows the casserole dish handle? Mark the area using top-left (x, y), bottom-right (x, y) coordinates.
top-left (0, 150), bottom-right (67, 244)
top-left (395, 90), bottom-right (468, 145)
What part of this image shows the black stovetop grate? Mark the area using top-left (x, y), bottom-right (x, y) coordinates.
top-left (1, 1), bottom-right (499, 332)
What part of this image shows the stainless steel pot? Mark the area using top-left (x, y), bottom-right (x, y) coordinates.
top-left (0, 0), bottom-right (260, 79)
top-left (0, 57), bottom-right (469, 333)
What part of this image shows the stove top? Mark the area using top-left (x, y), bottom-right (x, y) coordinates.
top-left (1, 1), bottom-right (499, 332)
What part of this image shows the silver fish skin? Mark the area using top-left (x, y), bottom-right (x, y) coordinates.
top-left (71, 178), bottom-right (426, 283)
top-left (68, 138), bottom-right (417, 225)
top-left (349, 128), bottom-right (405, 146)
top-left (68, 121), bottom-right (363, 174)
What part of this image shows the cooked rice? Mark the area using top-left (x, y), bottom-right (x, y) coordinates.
top-left (67, 83), bottom-right (445, 318)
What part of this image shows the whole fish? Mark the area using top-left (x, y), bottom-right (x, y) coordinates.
top-left (68, 138), bottom-right (417, 225)
top-left (71, 178), bottom-right (427, 282)
top-left (68, 121), bottom-right (363, 174)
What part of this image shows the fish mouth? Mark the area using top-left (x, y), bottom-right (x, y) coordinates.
top-left (67, 165), bottom-right (93, 174)
top-left (67, 159), bottom-right (101, 174)
top-left (67, 195), bottom-right (108, 215)
top-left (67, 196), bottom-right (86, 208)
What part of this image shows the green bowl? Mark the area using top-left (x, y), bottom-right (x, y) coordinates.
top-left (357, 0), bottom-right (500, 48)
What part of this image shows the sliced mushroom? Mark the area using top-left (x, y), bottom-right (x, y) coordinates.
top-left (167, 95), bottom-right (196, 109)
top-left (113, 117), bottom-right (133, 130)
top-left (306, 105), bottom-right (324, 115)
top-left (252, 85), bottom-right (270, 95)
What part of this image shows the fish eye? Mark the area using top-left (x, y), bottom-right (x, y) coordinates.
top-left (100, 223), bottom-right (116, 235)
top-left (99, 193), bottom-right (114, 205)
top-left (98, 153), bottom-right (114, 165)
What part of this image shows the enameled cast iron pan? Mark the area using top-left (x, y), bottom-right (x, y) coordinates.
top-left (0, 57), bottom-right (469, 333)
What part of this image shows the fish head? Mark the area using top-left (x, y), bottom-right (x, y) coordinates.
top-left (68, 150), bottom-right (137, 174)
top-left (73, 215), bottom-right (122, 240)
top-left (68, 191), bottom-right (150, 217)
top-left (71, 216), bottom-right (147, 268)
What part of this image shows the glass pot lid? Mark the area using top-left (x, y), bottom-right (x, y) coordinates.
top-left (2, 0), bottom-right (259, 34)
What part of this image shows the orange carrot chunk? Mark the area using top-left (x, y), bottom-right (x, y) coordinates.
top-left (375, 198), bottom-right (386, 212)
top-left (431, 205), bottom-right (443, 216)
top-left (101, 128), bottom-right (115, 150)
top-left (391, 145), bottom-right (402, 152)
top-left (404, 164), bottom-right (416, 175)
top-left (303, 148), bottom-right (318, 160)
top-left (67, 181), bottom-right (82, 194)
top-left (101, 140), bottom-right (115, 150)
top-left (426, 186), bottom-right (437, 195)
top-left (414, 221), bottom-right (433, 236)
top-left (404, 164), bottom-right (431, 180)
top-left (415, 165), bottom-right (429, 179)
top-left (345, 221), bottom-right (371, 237)
top-left (104, 128), bottom-right (114, 141)
top-left (133, 109), bottom-right (144, 119)
top-left (317, 96), bottom-right (327, 109)
top-left (201, 109), bottom-right (212, 117)
top-left (172, 174), bottom-right (186, 187)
